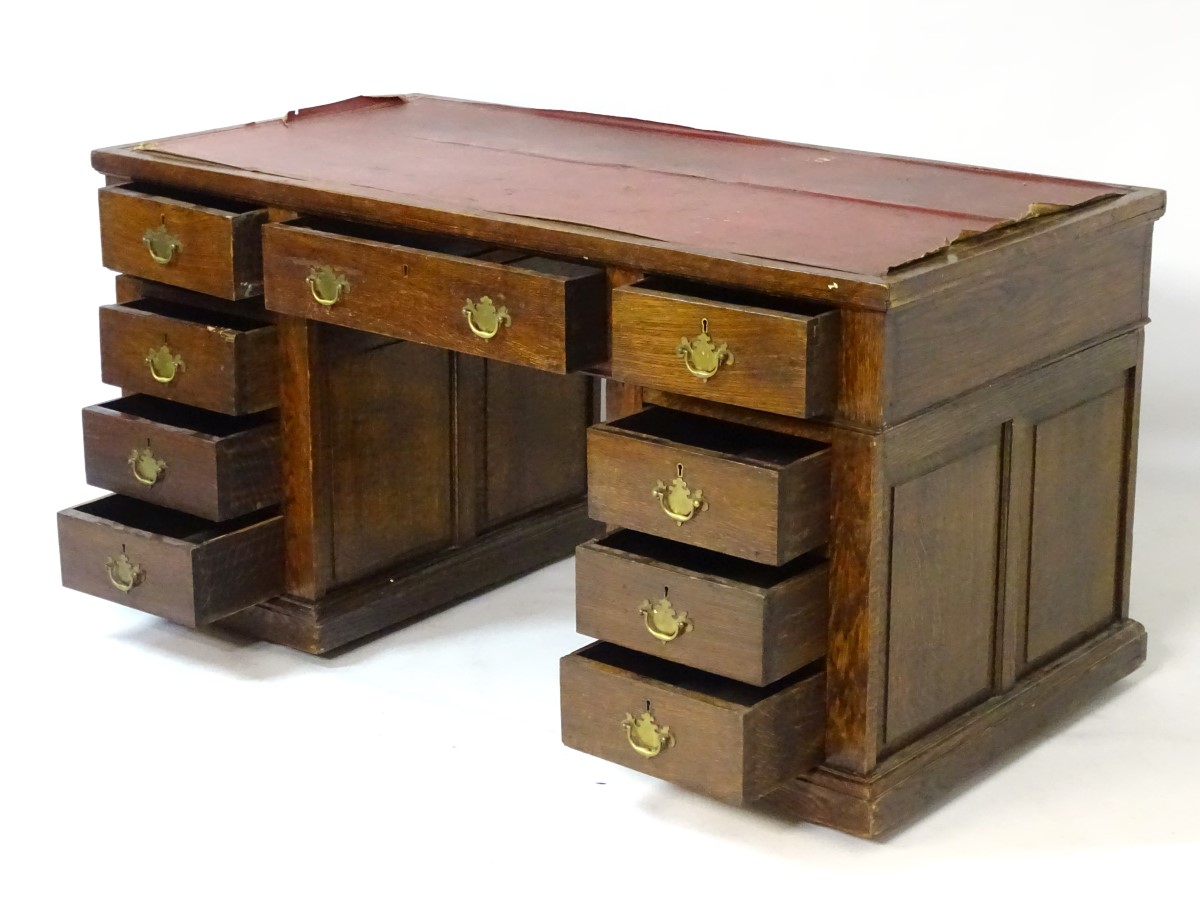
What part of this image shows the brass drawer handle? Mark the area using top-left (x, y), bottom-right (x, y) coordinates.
top-left (105, 553), bottom-right (144, 593)
top-left (652, 463), bottom-right (707, 525)
top-left (676, 318), bottom-right (733, 380)
top-left (463, 296), bottom-right (510, 339)
top-left (639, 596), bottom-right (692, 643)
top-left (128, 447), bottom-right (167, 487)
top-left (307, 265), bottom-right (349, 307)
top-left (143, 221), bottom-right (182, 265)
top-left (145, 344), bottom-right (185, 384)
top-left (622, 710), bottom-right (674, 759)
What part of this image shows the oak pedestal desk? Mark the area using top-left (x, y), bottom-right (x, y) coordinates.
top-left (58, 96), bottom-right (1165, 838)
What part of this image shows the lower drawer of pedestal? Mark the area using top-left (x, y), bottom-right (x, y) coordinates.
top-left (560, 642), bottom-right (825, 804)
top-left (58, 494), bottom-right (283, 627)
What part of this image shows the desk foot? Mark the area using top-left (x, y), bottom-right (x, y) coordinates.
top-left (223, 499), bottom-right (602, 654)
top-left (759, 619), bottom-right (1147, 838)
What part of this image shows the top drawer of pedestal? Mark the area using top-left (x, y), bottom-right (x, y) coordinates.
top-left (99, 184), bottom-right (268, 300)
top-left (611, 278), bottom-right (839, 419)
top-left (262, 220), bottom-right (608, 374)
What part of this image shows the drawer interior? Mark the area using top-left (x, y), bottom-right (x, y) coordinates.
top-left (606, 407), bottom-right (826, 467)
top-left (579, 641), bottom-right (821, 708)
top-left (122, 297), bottom-right (271, 332)
top-left (627, 275), bottom-right (833, 317)
top-left (284, 217), bottom-right (599, 280)
top-left (595, 529), bottom-right (823, 588)
top-left (78, 494), bottom-right (276, 543)
top-left (119, 181), bottom-right (267, 216)
top-left (94, 395), bottom-right (271, 435)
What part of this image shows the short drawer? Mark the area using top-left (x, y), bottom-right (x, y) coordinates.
top-left (58, 495), bottom-right (283, 628)
top-left (262, 220), bottom-right (607, 373)
top-left (611, 277), bottom-right (838, 418)
top-left (99, 299), bottom-right (278, 415)
top-left (561, 642), bottom-right (825, 804)
top-left (576, 530), bottom-right (828, 686)
top-left (587, 407), bottom-right (830, 565)
top-left (82, 395), bottom-right (280, 522)
top-left (99, 184), bottom-right (268, 300)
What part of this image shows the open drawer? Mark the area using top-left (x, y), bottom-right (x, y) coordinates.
top-left (262, 220), bottom-right (608, 373)
top-left (561, 642), bottom-right (826, 804)
top-left (576, 530), bottom-right (828, 686)
top-left (611, 276), bottom-right (839, 418)
top-left (58, 495), bottom-right (283, 628)
top-left (587, 407), bottom-right (831, 565)
top-left (99, 183), bottom-right (268, 300)
top-left (82, 395), bottom-right (280, 522)
top-left (99, 298), bottom-right (278, 415)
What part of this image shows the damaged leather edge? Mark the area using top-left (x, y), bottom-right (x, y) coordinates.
top-left (885, 193), bottom-right (1122, 273)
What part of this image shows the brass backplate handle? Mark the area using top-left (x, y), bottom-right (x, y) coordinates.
top-left (144, 345), bottom-right (183, 384)
top-left (145, 344), bottom-right (184, 384)
top-left (652, 463), bottom-right (707, 526)
top-left (105, 554), bottom-right (144, 593)
top-left (676, 318), bottom-right (733, 381)
top-left (622, 711), bottom-right (674, 758)
top-left (307, 265), bottom-right (349, 307)
top-left (639, 596), bottom-right (692, 643)
top-left (143, 221), bottom-right (181, 265)
top-left (463, 296), bottom-right (511, 340)
top-left (128, 447), bottom-right (166, 487)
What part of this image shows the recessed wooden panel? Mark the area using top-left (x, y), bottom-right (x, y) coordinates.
top-left (1025, 387), bottom-right (1128, 668)
top-left (483, 362), bottom-right (590, 528)
top-left (326, 339), bottom-right (454, 585)
top-left (885, 440), bottom-right (1002, 749)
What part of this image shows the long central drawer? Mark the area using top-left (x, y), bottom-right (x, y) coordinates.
top-left (262, 220), bottom-right (608, 373)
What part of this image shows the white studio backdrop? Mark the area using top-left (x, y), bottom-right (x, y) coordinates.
top-left (0, 2), bottom-right (1197, 914)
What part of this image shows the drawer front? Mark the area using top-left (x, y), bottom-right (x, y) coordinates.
top-left (560, 642), bottom-right (825, 804)
top-left (611, 282), bottom-right (838, 418)
top-left (99, 185), bottom-right (268, 300)
top-left (82, 396), bottom-right (280, 522)
top-left (576, 531), bottom-right (828, 686)
top-left (586, 409), bottom-right (830, 565)
top-left (262, 222), bottom-right (607, 373)
top-left (99, 300), bottom-right (278, 415)
top-left (58, 495), bottom-right (283, 627)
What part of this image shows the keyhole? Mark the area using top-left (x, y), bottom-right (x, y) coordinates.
top-left (701, 318), bottom-right (709, 334)
top-left (676, 463), bottom-right (684, 477)
top-left (663, 586), bottom-right (669, 598)
top-left (402, 264), bottom-right (409, 277)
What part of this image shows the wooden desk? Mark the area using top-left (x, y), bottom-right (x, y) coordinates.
top-left (58, 95), bottom-right (1165, 836)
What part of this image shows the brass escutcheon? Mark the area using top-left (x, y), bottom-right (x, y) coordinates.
top-left (145, 344), bottom-right (185, 384)
top-left (675, 318), bottom-right (733, 381)
top-left (307, 265), bottom-right (349, 307)
top-left (463, 295), bottom-right (510, 339)
top-left (652, 463), bottom-right (707, 525)
top-left (621, 710), bottom-right (674, 758)
top-left (143, 220), bottom-right (182, 265)
top-left (639, 596), bottom-right (692, 643)
top-left (128, 447), bottom-right (167, 487)
top-left (105, 553), bottom-right (144, 593)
